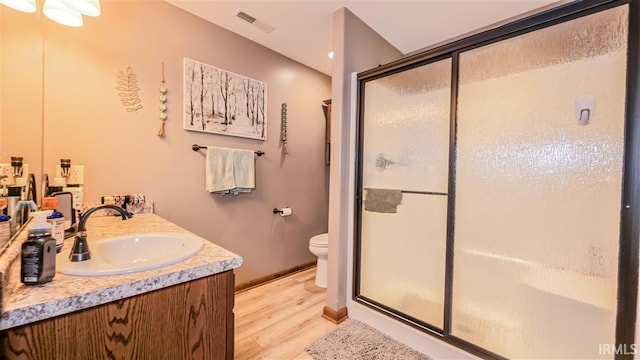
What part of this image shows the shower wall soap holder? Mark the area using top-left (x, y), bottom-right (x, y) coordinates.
top-left (576, 95), bottom-right (596, 126)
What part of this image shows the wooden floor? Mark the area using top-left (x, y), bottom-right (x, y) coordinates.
top-left (234, 267), bottom-right (338, 360)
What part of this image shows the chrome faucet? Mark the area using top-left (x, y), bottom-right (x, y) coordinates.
top-left (69, 205), bottom-right (133, 262)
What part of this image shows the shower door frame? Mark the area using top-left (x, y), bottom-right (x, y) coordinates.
top-left (353, 0), bottom-right (640, 359)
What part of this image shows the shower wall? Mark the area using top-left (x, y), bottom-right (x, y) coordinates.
top-left (355, 4), bottom-right (630, 359)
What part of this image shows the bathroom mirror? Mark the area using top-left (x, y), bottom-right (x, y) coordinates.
top-left (0, 8), bottom-right (45, 255)
top-left (0, 220), bottom-right (30, 257)
top-left (0, 8), bottom-right (45, 178)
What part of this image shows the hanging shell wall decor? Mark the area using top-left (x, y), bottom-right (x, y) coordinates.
top-left (158, 62), bottom-right (168, 137)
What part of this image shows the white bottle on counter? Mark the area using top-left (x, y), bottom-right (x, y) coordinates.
top-left (42, 197), bottom-right (65, 253)
top-left (47, 210), bottom-right (65, 253)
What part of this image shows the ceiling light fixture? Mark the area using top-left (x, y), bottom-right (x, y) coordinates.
top-left (43, 0), bottom-right (83, 27)
top-left (0, 0), bottom-right (36, 13)
top-left (0, 0), bottom-right (100, 27)
top-left (328, 51), bottom-right (334, 59)
top-left (61, 0), bottom-right (99, 16)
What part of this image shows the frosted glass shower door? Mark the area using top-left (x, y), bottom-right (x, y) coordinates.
top-left (452, 6), bottom-right (628, 359)
top-left (358, 58), bottom-right (451, 329)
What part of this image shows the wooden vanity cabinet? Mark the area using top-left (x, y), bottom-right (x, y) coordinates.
top-left (0, 270), bottom-right (235, 360)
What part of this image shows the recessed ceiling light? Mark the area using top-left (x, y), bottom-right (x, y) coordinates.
top-left (328, 51), bottom-right (334, 59)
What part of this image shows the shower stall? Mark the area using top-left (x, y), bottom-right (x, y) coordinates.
top-left (354, 2), bottom-right (639, 359)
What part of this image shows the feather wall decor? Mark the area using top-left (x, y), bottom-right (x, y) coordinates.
top-left (117, 66), bottom-right (143, 112)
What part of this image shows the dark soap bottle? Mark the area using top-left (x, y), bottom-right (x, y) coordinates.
top-left (21, 211), bottom-right (56, 285)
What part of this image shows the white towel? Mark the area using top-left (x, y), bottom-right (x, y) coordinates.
top-left (206, 146), bottom-right (255, 195)
top-left (230, 148), bottom-right (256, 194)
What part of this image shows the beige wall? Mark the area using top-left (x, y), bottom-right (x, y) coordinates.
top-left (327, 8), bottom-right (401, 312)
top-left (2, 1), bottom-right (331, 284)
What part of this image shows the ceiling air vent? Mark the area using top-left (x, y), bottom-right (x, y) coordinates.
top-left (234, 9), bottom-right (276, 34)
top-left (235, 10), bottom-right (256, 24)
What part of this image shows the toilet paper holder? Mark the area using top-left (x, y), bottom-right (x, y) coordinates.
top-left (273, 207), bottom-right (292, 216)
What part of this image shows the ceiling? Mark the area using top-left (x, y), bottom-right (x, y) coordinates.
top-left (164, 0), bottom-right (566, 76)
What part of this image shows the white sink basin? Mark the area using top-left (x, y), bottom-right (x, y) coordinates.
top-left (57, 232), bottom-right (204, 276)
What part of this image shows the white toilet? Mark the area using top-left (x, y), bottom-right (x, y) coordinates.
top-left (309, 233), bottom-right (328, 288)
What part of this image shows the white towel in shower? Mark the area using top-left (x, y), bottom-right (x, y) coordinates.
top-left (205, 146), bottom-right (255, 195)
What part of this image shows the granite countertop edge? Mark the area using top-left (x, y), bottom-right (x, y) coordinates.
top-left (0, 213), bottom-right (242, 331)
top-left (0, 257), bottom-right (241, 330)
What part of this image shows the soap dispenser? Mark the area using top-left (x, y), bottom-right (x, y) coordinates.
top-left (21, 211), bottom-right (56, 285)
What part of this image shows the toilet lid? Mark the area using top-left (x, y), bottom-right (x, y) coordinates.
top-left (310, 233), bottom-right (328, 247)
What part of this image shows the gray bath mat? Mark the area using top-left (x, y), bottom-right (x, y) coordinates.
top-left (305, 319), bottom-right (432, 360)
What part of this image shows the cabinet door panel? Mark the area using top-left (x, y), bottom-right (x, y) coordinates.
top-left (0, 271), bottom-right (234, 360)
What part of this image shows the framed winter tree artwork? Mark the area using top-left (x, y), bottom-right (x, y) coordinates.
top-left (183, 58), bottom-right (267, 140)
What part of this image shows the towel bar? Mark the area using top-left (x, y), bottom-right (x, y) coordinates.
top-left (363, 187), bottom-right (448, 196)
top-left (192, 144), bottom-right (265, 156)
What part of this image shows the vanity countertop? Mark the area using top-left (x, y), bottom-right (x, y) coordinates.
top-left (0, 213), bottom-right (242, 330)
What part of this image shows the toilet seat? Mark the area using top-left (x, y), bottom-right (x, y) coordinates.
top-left (310, 233), bottom-right (328, 247)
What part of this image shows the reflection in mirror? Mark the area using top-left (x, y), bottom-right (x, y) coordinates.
top-left (1, 6), bottom-right (44, 254)
top-left (0, 153), bottom-right (40, 247)
top-left (0, 219), bottom-right (30, 257)
top-left (0, 7), bottom-right (44, 170)
top-left (0, 0), bottom-right (100, 253)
